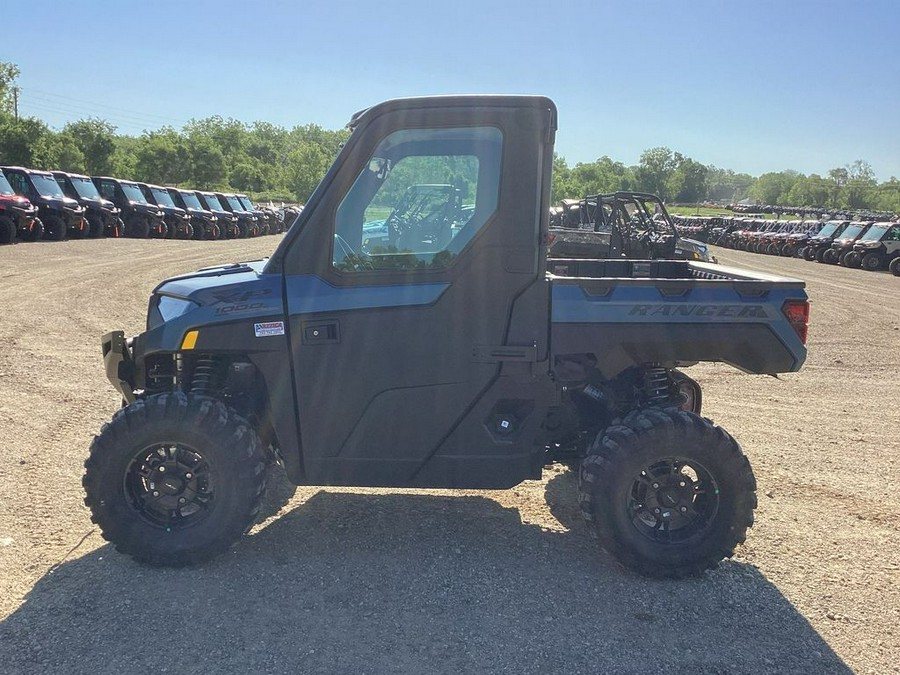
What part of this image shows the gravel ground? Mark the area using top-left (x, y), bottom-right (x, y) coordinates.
top-left (0, 237), bottom-right (897, 674)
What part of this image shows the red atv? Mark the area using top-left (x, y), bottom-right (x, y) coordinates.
top-left (0, 171), bottom-right (41, 243)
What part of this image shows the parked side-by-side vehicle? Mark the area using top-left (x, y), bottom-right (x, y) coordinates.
top-left (85, 95), bottom-right (810, 581)
top-left (2, 166), bottom-right (86, 240)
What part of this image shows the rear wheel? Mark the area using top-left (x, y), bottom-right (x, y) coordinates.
top-left (890, 256), bottom-right (900, 276)
top-left (83, 393), bottom-right (267, 567)
top-left (579, 408), bottom-right (756, 578)
top-left (842, 251), bottom-right (860, 268)
top-left (822, 249), bottom-right (838, 264)
top-left (125, 217), bottom-right (150, 238)
top-left (87, 214), bottom-right (105, 238)
top-left (861, 252), bottom-right (882, 271)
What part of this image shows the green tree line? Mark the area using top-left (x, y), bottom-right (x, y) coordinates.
top-left (2, 62), bottom-right (898, 210)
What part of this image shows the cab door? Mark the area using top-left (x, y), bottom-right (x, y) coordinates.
top-left (278, 98), bottom-right (556, 488)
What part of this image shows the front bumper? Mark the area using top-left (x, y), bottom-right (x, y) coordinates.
top-left (102, 331), bottom-right (136, 403)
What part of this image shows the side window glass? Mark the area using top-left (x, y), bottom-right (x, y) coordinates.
top-left (333, 126), bottom-right (502, 273)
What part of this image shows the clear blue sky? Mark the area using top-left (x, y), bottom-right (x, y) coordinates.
top-left (6, 0), bottom-right (900, 180)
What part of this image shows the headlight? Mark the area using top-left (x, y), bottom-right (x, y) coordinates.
top-left (157, 296), bottom-right (199, 322)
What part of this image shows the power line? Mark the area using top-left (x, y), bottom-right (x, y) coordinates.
top-left (24, 87), bottom-right (187, 126)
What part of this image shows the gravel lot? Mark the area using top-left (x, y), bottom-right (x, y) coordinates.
top-left (0, 237), bottom-right (897, 674)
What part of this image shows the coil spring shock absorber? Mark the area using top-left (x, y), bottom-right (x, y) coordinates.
top-left (643, 365), bottom-right (670, 406)
top-left (189, 355), bottom-right (217, 395)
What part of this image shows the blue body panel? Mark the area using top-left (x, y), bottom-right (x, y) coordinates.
top-left (284, 275), bottom-right (449, 314)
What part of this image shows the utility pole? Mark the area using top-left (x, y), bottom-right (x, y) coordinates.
top-left (12, 86), bottom-right (18, 121)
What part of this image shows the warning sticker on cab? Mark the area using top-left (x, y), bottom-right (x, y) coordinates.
top-left (254, 321), bottom-right (285, 337)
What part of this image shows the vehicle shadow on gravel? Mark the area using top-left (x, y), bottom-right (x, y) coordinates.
top-left (1, 476), bottom-right (850, 675)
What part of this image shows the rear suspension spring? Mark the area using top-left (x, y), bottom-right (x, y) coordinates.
top-left (643, 366), bottom-right (670, 406)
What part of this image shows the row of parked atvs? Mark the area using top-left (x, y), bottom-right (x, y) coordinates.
top-left (0, 165), bottom-right (302, 244)
top-left (706, 217), bottom-right (900, 276)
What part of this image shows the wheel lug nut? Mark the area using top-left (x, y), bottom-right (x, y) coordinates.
top-left (185, 473), bottom-right (192, 480)
top-left (679, 481), bottom-right (686, 487)
top-left (179, 497), bottom-right (186, 504)
top-left (152, 491), bottom-right (159, 497)
top-left (653, 508), bottom-right (660, 514)
top-left (158, 466), bottom-right (166, 473)
top-left (652, 483), bottom-right (659, 489)
top-left (680, 506), bottom-right (687, 513)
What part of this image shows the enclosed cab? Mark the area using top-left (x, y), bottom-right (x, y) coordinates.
top-left (802, 220), bottom-right (849, 261)
top-left (1, 166), bottom-right (86, 240)
top-left (138, 183), bottom-right (192, 239)
top-left (166, 188), bottom-right (220, 240)
top-left (236, 194), bottom-right (279, 235)
top-left (848, 221), bottom-right (900, 270)
top-left (92, 176), bottom-right (166, 238)
top-left (824, 221), bottom-right (873, 265)
top-left (214, 191), bottom-right (259, 238)
top-left (194, 191), bottom-right (237, 239)
top-left (0, 170), bottom-right (40, 243)
top-left (86, 95), bottom-right (809, 579)
top-left (784, 220), bottom-right (823, 257)
top-left (52, 171), bottom-right (122, 238)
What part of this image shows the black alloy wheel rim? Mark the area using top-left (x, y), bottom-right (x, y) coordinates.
top-left (125, 443), bottom-right (215, 530)
top-left (627, 457), bottom-right (720, 544)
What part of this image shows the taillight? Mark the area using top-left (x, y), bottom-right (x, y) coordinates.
top-left (782, 299), bottom-right (810, 344)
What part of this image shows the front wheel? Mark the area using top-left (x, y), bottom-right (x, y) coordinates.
top-left (579, 408), bottom-right (756, 578)
top-left (861, 252), bottom-right (882, 271)
top-left (83, 393), bottom-right (267, 566)
top-left (890, 256), bottom-right (900, 276)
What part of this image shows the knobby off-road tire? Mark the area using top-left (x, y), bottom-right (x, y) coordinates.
top-left (579, 408), bottom-right (757, 578)
top-left (861, 252), bottom-right (882, 271)
top-left (0, 215), bottom-right (15, 244)
top-left (43, 215), bottom-right (66, 241)
top-left (86, 214), bottom-right (105, 238)
top-left (842, 251), bottom-right (861, 268)
top-left (83, 392), bottom-right (267, 566)
top-left (890, 256), bottom-right (900, 276)
top-left (22, 217), bottom-right (43, 242)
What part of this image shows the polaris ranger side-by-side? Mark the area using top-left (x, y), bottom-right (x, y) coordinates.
top-left (85, 96), bottom-right (809, 578)
top-left (0, 170), bottom-right (40, 243)
top-left (138, 183), bottom-right (193, 239)
top-left (52, 171), bottom-right (123, 238)
top-left (2, 166), bottom-right (86, 240)
top-left (845, 221), bottom-right (900, 271)
top-left (548, 192), bottom-right (714, 263)
top-left (166, 188), bottom-right (220, 240)
top-left (92, 176), bottom-right (166, 238)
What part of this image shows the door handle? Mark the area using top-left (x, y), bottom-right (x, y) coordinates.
top-left (302, 320), bottom-right (340, 345)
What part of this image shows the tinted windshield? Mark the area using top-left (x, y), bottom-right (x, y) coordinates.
top-left (69, 176), bottom-right (101, 200)
top-left (237, 196), bottom-right (255, 211)
top-left (859, 225), bottom-right (888, 241)
top-left (816, 222), bottom-right (842, 238)
top-left (150, 187), bottom-right (176, 208)
top-left (0, 173), bottom-right (14, 196)
top-left (178, 191), bottom-right (202, 209)
top-left (121, 183), bottom-right (148, 203)
top-left (839, 225), bottom-right (865, 240)
top-left (201, 193), bottom-right (224, 210)
top-left (32, 173), bottom-right (66, 198)
top-left (224, 195), bottom-right (245, 211)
